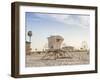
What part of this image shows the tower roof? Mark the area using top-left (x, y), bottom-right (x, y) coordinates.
top-left (48, 35), bottom-right (64, 40)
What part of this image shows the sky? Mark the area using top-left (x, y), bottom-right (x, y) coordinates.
top-left (25, 12), bottom-right (90, 51)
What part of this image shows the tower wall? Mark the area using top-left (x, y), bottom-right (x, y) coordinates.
top-left (48, 35), bottom-right (64, 50)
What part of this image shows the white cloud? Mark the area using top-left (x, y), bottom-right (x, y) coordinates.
top-left (47, 14), bottom-right (90, 29)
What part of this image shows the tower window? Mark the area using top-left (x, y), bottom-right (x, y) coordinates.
top-left (56, 39), bottom-right (60, 42)
top-left (51, 46), bottom-right (53, 48)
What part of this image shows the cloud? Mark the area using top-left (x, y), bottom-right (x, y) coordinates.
top-left (46, 14), bottom-right (90, 29)
top-left (29, 13), bottom-right (90, 29)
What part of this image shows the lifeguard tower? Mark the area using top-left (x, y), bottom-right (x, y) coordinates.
top-left (42, 35), bottom-right (72, 60)
top-left (48, 35), bottom-right (64, 50)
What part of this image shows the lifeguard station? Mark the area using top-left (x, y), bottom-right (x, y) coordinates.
top-left (42, 35), bottom-right (72, 60)
top-left (48, 35), bottom-right (64, 50)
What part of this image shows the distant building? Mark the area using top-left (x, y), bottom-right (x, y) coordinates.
top-left (26, 41), bottom-right (32, 55)
top-left (62, 46), bottom-right (74, 51)
top-left (48, 35), bottom-right (64, 50)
